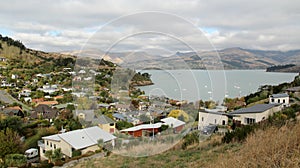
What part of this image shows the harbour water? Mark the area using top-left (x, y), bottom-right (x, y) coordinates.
top-left (138, 70), bottom-right (298, 102)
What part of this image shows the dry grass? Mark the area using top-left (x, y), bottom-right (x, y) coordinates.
top-left (210, 121), bottom-right (300, 168)
top-left (71, 122), bottom-right (300, 168)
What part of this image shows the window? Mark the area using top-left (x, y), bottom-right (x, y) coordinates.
top-left (271, 98), bottom-right (274, 102)
top-left (215, 119), bottom-right (217, 124)
top-left (222, 120), bottom-right (226, 125)
top-left (245, 118), bottom-right (256, 124)
top-left (43, 150), bottom-right (45, 153)
top-left (283, 99), bottom-right (285, 103)
top-left (46, 141), bottom-right (49, 146)
top-left (201, 117), bottom-right (204, 121)
top-left (54, 144), bottom-right (56, 149)
top-left (109, 123), bottom-right (114, 126)
top-left (277, 99), bottom-right (280, 103)
top-left (50, 142), bottom-right (52, 147)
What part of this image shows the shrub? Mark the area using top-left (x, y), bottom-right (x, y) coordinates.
top-left (72, 150), bottom-right (81, 157)
top-left (222, 125), bottom-right (256, 143)
top-left (5, 154), bottom-right (27, 167)
top-left (181, 132), bottom-right (199, 149)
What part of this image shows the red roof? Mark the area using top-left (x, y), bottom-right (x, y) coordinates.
top-left (37, 101), bottom-right (59, 106)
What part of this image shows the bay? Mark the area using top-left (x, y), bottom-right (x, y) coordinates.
top-left (138, 70), bottom-right (298, 103)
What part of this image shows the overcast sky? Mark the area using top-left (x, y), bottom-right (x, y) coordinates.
top-left (1, 0), bottom-right (300, 54)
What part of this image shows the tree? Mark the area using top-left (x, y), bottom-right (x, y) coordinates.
top-left (44, 150), bottom-right (53, 163)
top-left (52, 148), bottom-right (62, 162)
top-left (5, 154), bottom-right (27, 167)
top-left (0, 116), bottom-right (22, 133)
top-left (168, 109), bottom-right (189, 122)
top-left (116, 120), bottom-right (133, 130)
top-left (0, 128), bottom-right (22, 159)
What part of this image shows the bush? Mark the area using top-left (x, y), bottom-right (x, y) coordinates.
top-left (72, 150), bottom-right (81, 157)
top-left (5, 154), bottom-right (27, 167)
top-left (222, 125), bottom-right (256, 143)
top-left (182, 132), bottom-right (199, 149)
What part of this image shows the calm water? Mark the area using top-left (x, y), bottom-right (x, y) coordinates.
top-left (138, 70), bottom-right (298, 102)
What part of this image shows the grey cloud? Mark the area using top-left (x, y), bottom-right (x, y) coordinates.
top-left (0, 0), bottom-right (299, 53)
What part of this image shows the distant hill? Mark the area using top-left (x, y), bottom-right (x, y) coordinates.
top-left (266, 64), bottom-right (300, 73)
top-left (63, 47), bottom-right (300, 70)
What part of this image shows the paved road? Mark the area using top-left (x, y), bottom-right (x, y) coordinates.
top-left (0, 90), bottom-right (14, 104)
top-left (0, 90), bottom-right (31, 111)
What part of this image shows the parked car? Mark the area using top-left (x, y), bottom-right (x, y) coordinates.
top-left (25, 148), bottom-right (38, 159)
top-left (201, 125), bottom-right (218, 135)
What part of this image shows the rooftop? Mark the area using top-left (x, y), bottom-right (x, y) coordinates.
top-left (270, 93), bottom-right (289, 98)
top-left (286, 86), bottom-right (300, 92)
top-left (229, 104), bottom-right (279, 115)
top-left (121, 123), bottom-right (162, 132)
top-left (161, 117), bottom-right (185, 128)
top-left (42, 126), bottom-right (116, 150)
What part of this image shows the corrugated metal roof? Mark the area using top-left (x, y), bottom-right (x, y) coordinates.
top-left (229, 104), bottom-right (278, 115)
top-left (42, 126), bottom-right (116, 150)
top-left (121, 123), bottom-right (162, 132)
top-left (161, 117), bottom-right (185, 128)
top-left (42, 134), bottom-right (61, 141)
top-left (270, 93), bottom-right (289, 98)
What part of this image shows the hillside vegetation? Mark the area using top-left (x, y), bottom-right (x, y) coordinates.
top-left (72, 119), bottom-right (300, 168)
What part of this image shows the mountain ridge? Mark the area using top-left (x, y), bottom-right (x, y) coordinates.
top-left (64, 47), bottom-right (300, 70)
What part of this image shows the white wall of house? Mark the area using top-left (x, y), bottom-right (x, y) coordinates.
top-left (269, 96), bottom-right (289, 107)
top-left (41, 138), bottom-right (73, 160)
top-left (198, 111), bottom-right (228, 129)
top-left (40, 139), bottom-right (62, 160)
top-left (59, 139), bottom-right (73, 158)
top-left (81, 145), bottom-right (99, 155)
top-left (233, 106), bottom-right (281, 125)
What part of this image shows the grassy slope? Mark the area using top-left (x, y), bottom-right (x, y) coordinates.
top-left (0, 40), bottom-right (74, 66)
top-left (72, 120), bottom-right (300, 168)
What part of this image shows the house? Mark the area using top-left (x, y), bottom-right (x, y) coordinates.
top-left (37, 101), bottom-right (59, 106)
top-left (38, 126), bottom-right (116, 160)
top-left (23, 97), bottom-right (32, 102)
top-left (0, 57), bottom-right (7, 62)
top-left (18, 89), bottom-right (31, 98)
top-left (198, 110), bottom-right (228, 129)
top-left (11, 74), bottom-right (18, 79)
top-left (32, 98), bottom-right (44, 104)
top-left (113, 113), bottom-right (140, 125)
top-left (74, 110), bottom-right (94, 120)
top-left (286, 86), bottom-right (300, 97)
top-left (78, 70), bottom-right (86, 74)
top-left (115, 104), bottom-right (131, 112)
top-left (269, 93), bottom-right (289, 107)
top-left (161, 117), bottom-right (185, 133)
top-left (74, 110), bottom-right (116, 133)
top-left (38, 84), bottom-right (59, 94)
top-left (54, 95), bottom-right (64, 101)
top-left (228, 104), bottom-right (282, 125)
top-left (31, 104), bottom-right (59, 122)
top-left (62, 87), bottom-right (73, 92)
top-left (94, 115), bottom-right (116, 134)
top-left (2, 106), bottom-right (25, 118)
top-left (121, 123), bottom-right (162, 137)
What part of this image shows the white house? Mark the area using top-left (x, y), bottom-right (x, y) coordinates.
top-left (228, 104), bottom-right (282, 125)
top-left (161, 117), bottom-right (185, 133)
top-left (38, 126), bottom-right (116, 160)
top-left (198, 111), bottom-right (228, 129)
top-left (269, 93), bottom-right (289, 107)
